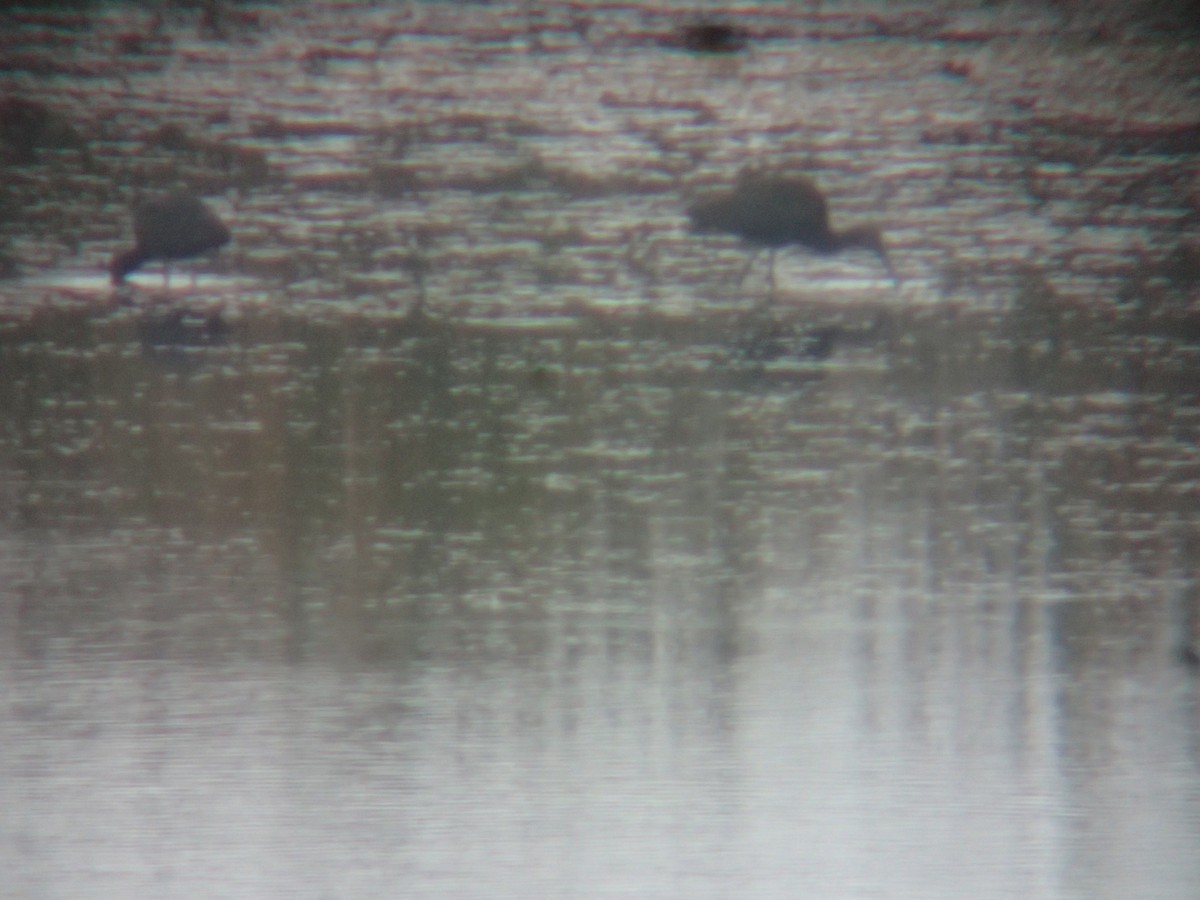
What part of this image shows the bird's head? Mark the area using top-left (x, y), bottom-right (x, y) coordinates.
top-left (838, 224), bottom-right (898, 285)
top-left (110, 250), bottom-right (136, 285)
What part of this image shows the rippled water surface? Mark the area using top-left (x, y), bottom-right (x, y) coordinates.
top-left (1, 1), bottom-right (1198, 897)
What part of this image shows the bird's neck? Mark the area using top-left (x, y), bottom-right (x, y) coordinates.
top-left (110, 247), bottom-right (146, 284)
top-left (830, 224), bottom-right (881, 253)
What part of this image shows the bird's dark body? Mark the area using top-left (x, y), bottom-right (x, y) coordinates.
top-left (689, 176), bottom-right (835, 250)
top-left (111, 193), bottom-right (231, 285)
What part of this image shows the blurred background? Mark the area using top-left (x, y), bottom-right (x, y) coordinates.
top-left (1, 1), bottom-right (1198, 896)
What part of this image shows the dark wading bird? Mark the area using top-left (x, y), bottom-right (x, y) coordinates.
top-left (687, 171), bottom-right (896, 297)
top-left (110, 193), bottom-right (231, 286)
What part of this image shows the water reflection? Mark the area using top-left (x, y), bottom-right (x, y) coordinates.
top-left (2, 298), bottom-right (1198, 895)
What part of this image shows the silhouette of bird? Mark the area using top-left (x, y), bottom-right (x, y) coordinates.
top-left (677, 21), bottom-right (749, 54)
top-left (687, 170), bottom-right (895, 296)
top-left (110, 193), bottom-right (231, 286)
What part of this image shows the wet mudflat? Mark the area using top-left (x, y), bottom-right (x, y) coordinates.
top-left (1, 1), bottom-right (1198, 897)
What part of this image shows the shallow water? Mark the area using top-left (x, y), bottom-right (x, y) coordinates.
top-left (1, 1), bottom-right (1198, 897)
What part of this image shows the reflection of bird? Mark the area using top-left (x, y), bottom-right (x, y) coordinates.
top-left (111, 193), bottom-right (231, 286)
top-left (740, 322), bottom-right (840, 362)
top-left (1178, 644), bottom-right (1199, 671)
top-left (138, 306), bottom-right (229, 349)
top-left (138, 306), bottom-right (229, 371)
top-left (687, 171), bottom-right (895, 295)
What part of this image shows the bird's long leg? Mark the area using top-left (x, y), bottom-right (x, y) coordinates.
top-left (883, 255), bottom-right (900, 288)
top-left (736, 250), bottom-right (759, 287)
top-left (736, 248), bottom-right (777, 293)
